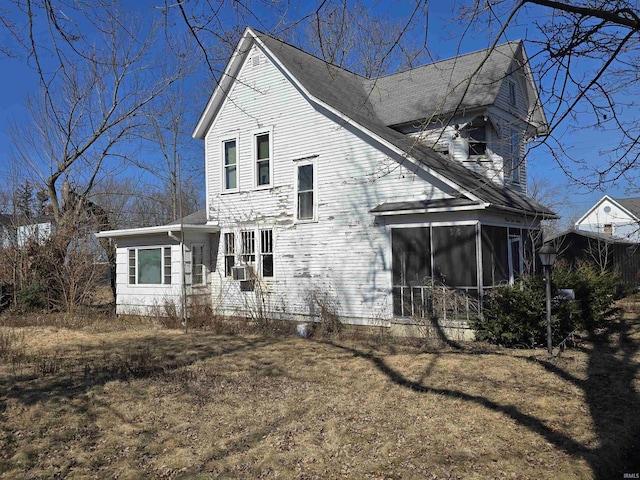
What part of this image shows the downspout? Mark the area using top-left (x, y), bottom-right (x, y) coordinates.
top-left (168, 225), bottom-right (186, 333)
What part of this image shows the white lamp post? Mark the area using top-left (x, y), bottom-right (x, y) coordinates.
top-left (538, 244), bottom-right (558, 356)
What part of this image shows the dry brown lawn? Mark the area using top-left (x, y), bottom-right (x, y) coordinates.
top-left (0, 303), bottom-right (639, 479)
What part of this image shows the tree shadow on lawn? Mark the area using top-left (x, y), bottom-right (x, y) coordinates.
top-left (0, 333), bottom-right (285, 407)
top-left (325, 313), bottom-right (640, 479)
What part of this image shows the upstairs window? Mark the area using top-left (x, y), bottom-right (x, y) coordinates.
top-left (604, 224), bottom-right (613, 235)
top-left (255, 133), bottom-right (271, 187)
top-left (223, 139), bottom-right (238, 191)
top-left (297, 162), bottom-right (315, 221)
top-left (468, 126), bottom-right (487, 156)
top-left (508, 80), bottom-right (517, 106)
top-left (510, 129), bottom-right (521, 183)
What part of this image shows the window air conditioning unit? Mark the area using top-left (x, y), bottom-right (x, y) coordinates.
top-left (232, 265), bottom-right (249, 281)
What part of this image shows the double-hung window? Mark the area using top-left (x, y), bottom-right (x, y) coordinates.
top-left (224, 232), bottom-right (235, 277)
top-left (260, 229), bottom-right (274, 277)
top-left (508, 80), bottom-right (517, 106)
top-left (297, 162), bottom-right (315, 221)
top-left (510, 129), bottom-right (520, 183)
top-left (128, 247), bottom-right (172, 285)
top-left (223, 138), bottom-right (238, 191)
top-left (192, 244), bottom-right (205, 285)
top-left (226, 228), bottom-right (275, 279)
top-left (241, 230), bottom-right (255, 264)
top-left (255, 132), bottom-right (271, 187)
top-left (468, 126), bottom-right (487, 156)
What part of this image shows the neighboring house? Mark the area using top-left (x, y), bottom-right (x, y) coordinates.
top-left (0, 214), bottom-right (55, 248)
top-left (575, 195), bottom-right (640, 242)
top-left (97, 28), bottom-right (555, 335)
top-left (548, 229), bottom-right (640, 289)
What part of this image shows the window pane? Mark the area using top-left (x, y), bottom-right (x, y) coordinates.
top-left (163, 247), bottom-right (172, 284)
top-left (128, 250), bottom-right (136, 284)
top-left (224, 140), bottom-right (236, 166)
top-left (225, 256), bottom-right (235, 276)
top-left (262, 255), bottom-right (273, 277)
top-left (138, 248), bottom-right (162, 284)
top-left (298, 164), bottom-right (313, 191)
top-left (257, 160), bottom-right (270, 186)
top-left (225, 165), bottom-right (237, 189)
top-left (225, 233), bottom-right (235, 254)
top-left (257, 134), bottom-right (269, 160)
top-left (298, 191), bottom-right (314, 219)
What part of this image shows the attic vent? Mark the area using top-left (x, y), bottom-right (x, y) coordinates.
top-left (252, 54), bottom-right (263, 67)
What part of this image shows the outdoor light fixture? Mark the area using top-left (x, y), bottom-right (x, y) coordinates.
top-left (538, 244), bottom-right (558, 268)
top-left (538, 244), bottom-right (557, 356)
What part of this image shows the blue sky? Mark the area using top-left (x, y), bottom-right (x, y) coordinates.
top-left (0, 0), bottom-right (634, 225)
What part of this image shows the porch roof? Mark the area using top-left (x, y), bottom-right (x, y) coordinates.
top-left (371, 198), bottom-right (484, 215)
top-left (95, 210), bottom-right (219, 239)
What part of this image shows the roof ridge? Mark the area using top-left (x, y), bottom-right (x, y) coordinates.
top-left (375, 40), bottom-right (522, 80)
top-left (250, 27), bottom-right (369, 80)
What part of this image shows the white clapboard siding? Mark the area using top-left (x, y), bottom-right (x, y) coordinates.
top-left (205, 42), bottom-right (456, 322)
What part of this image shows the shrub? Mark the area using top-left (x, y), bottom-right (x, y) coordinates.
top-left (473, 263), bottom-right (619, 348)
top-left (14, 281), bottom-right (47, 313)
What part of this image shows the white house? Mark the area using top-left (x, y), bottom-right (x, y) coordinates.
top-left (575, 195), bottom-right (640, 242)
top-left (97, 28), bottom-right (555, 334)
top-left (0, 214), bottom-right (55, 248)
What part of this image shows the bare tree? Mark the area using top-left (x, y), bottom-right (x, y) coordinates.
top-left (452, 1), bottom-right (640, 189)
top-left (302, 0), bottom-right (428, 77)
top-left (5, 1), bottom-right (188, 310)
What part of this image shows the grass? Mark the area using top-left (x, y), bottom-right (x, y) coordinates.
top-left (0, 299), bottom-right (639, 479)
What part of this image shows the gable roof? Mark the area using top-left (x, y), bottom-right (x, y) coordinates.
top-left (548, 228), bottom-right (638, 246)
top-left (575, 195), bottom-right (640, 227)
top-left (195, 27), bottom-right (555, 219)
top-left (615, 197), bottom-right (640, 219)
top-left (370, 41), bottom-right (530, 127)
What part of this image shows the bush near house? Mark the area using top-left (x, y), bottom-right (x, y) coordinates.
top-left (473, 262), bottom-right (621, 348)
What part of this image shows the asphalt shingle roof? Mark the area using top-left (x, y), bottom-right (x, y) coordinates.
top-left (615, 197), bottom-right (640, 219)
top-left (254, 30), bottom-right (554, 218)
top-left (370, 42), bottom-right (520, 127)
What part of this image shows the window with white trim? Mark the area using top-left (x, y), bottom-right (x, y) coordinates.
top-left (508, 80), bottom-right (517, 106)
top-left (223, 139), bottom-right (238, 191)
top-left (192, 244), bottom-right (205, 285)
top-left (224, 232), bottom-right (235, 277)
top-left (468, 126), bottom-right (487, 156)
top-left (241, 230), bottom-right (255, 263)
top-left (510, 129), bottom-right (520, 183)
top-left (128, 247), bottom-right (172, 285)
top-left (297, 162), bottom-right (315, 221)
top-left (255, 132), bottom-right (271, 187)
top-left (260, 229), bottom-right (274, 277)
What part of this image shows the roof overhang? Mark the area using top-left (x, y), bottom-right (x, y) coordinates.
top-left (371, 198), bottom-right (488, 216)
top-left (95, 223), bottom-right (220, 239)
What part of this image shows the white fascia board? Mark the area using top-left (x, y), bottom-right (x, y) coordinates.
top-left (248, 31), bottom-right (482, 204)
top-left (574, 194), bottom-right (611, 227)
top-left (515, 44), bottom-right (549, 136)
top-left (192, 28), bottom-right (254, 139)
top-left (372, 204), bottom-right (489, 216)
top-left (95, 224), bottom-right (220, 239)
